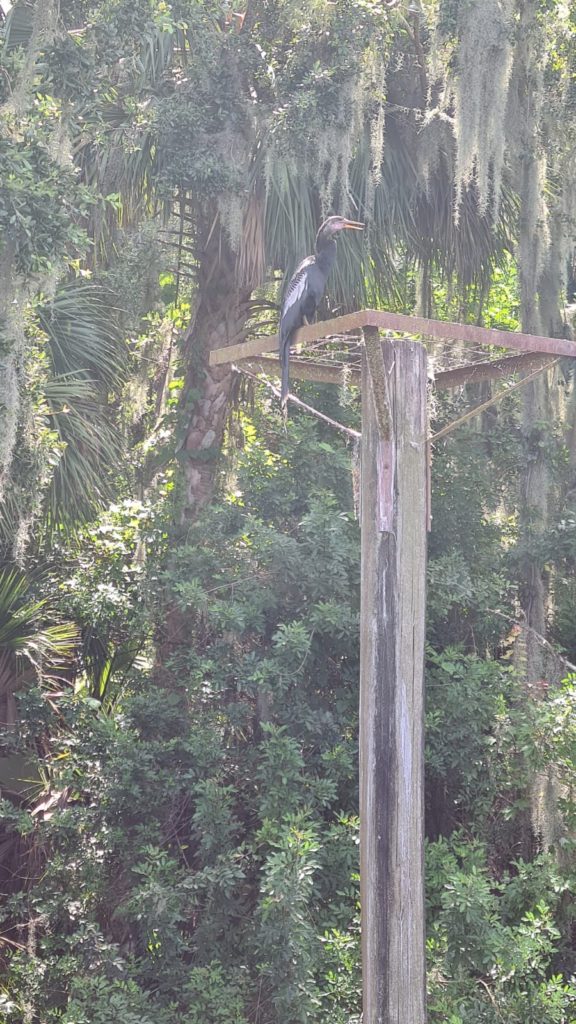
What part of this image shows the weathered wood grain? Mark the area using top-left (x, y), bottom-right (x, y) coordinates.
top-left (360, 337), bottom-right (427, 1024)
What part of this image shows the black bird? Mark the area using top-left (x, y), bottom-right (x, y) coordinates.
top-left (279, 214), bottom-right (364, 412)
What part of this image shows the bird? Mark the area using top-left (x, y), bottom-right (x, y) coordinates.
top-left (279, 214), bottom-right (364, 413)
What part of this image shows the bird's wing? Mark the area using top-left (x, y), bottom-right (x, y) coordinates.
top-left (280, 256), bottom-right (315, 325)
top-left (279, 257), bottom-right (315, 412)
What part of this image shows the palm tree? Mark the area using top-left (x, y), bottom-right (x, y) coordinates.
top-left (148, 3), bottom-right (519, 520)
top-left (2, 0), bottom-right (523, 529)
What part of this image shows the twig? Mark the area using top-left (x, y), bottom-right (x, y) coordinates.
top-left (233, 365), bottom-right (361, 440)
top-left (433, 578), bottom-right (576, 674)
top-left (489, 608), bottom-right (576, 673)
top-left (478, 979), bottom-right (505, 1020)
top-left (205, 571), bottom-right (272, 594)
top-left (0, 934), bottom-right (27, 951)
top-left (304, 334), bottom-right (363, 353)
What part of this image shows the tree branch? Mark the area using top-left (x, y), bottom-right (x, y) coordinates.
top-left (233, 365), bottom-right (361, 440)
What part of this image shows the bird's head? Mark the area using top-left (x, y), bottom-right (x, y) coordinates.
top-left (316, 215), bottom-right (364, 246)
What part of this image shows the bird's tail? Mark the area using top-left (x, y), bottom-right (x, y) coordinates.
top-left (280, 328), bottom-right (291, 417)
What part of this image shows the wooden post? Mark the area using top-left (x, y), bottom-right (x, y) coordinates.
top-left (360, 333), bottom-right (428, 1024)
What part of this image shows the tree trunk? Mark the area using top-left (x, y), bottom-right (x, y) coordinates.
top-left (515, 0), bottom-right (551, 681)
top-left (178, 222), bottom-right (252, 520)
top-left (155, 218), bottom-right (253, 685)
top-left (519, 374), bottom-right (549, 681)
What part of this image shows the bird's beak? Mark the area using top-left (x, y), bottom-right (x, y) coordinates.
top-left (341, 219), bottom-right (364, 230)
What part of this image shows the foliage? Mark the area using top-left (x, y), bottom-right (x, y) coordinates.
top-left (0, 130), bottom-right (90, 278)
top-left (2, 1), bottom-right (576, 1022)
top-left (0, 567), bottom-right (77, 667)
top-left (427, 838), bottom-right (576, 1023)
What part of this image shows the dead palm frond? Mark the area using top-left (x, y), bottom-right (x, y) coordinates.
top-left (238, 193), bottom-right (266, 290)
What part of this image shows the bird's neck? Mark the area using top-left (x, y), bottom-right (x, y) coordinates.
top-left (315, 237), bottom-right (337, 276)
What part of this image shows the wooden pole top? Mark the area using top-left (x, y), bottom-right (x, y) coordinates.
top-left (209, 308), bottom-right (576, 367)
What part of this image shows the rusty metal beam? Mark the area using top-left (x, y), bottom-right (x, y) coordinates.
top-left (363, 310), bottom-right (576, 358)
top-left (241, 356), bottom-right (361, 385)
top-left (433, 351), bottom-right (556, 388)
top-left (239, 351), bottom-right (558, 391)
top-left (209, 309), bottom-right (576, 367)
top-left (210, 311), bottom-right (367, 366)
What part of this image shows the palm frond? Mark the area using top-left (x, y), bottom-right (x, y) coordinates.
top-left (0, 286), bottom-right (126, 546)
top-left (0, 568), bottom-right (77, 664)
top-left (138, 21), bottom-right (188, 90)
top-left (262, 153), bottom-right (403, 317)
top-left (70, 19), bottom-right (184, 240)
top-left (361, 109), bottom-right (518, 293)
top-left (80, 632), bottom-right (144, 706)
top-left (38, 284), bottom-right (124, 388)
top-left (31, 284), bottom-right (127, 533)
top-left (263, 158), bottom-right (319, 284)
top-left (1, 0), bottom-right (33, 52)
top-left (43, 373), bottom-right (124, 530)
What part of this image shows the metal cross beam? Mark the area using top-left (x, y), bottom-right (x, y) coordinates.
top-left (209, 308), bottom-right (576, 367)
top-left (239, 350), bottom-right (556, 390)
